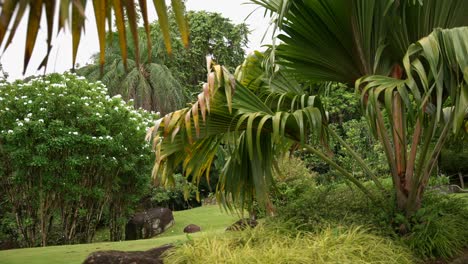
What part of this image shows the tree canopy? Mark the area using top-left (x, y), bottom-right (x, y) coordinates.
top-left (154, 11), bottom-right (249, 95)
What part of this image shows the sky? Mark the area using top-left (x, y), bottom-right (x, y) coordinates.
top-left (0, 0), bottom-right (273, 81)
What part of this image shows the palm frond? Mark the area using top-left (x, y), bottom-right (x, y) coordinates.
top-left (387, 0), bottom-right (468, 61)
top-left (0, 0), bottom-right (189, 73)
top-left (78, 30), bottom-right (186, 114)
top-left (146, 54), bottom-right (328, 210)
top-left (255, 0), bottom-right (468, 86)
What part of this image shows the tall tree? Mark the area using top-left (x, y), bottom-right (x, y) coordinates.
top-left (79, 11), bottom-right (248, 113)
top-left (147, 0), bottom-right (468, 223)
top-left (78, 31), bottom-right (185, 115)
top-left (153, 11), bottom-right (249, 95)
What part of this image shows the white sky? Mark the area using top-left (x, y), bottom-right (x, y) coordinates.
top-left (0, 0), bottom-right (273, 81)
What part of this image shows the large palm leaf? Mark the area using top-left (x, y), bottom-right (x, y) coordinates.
top-left (146, 53), bottom-right (322, 208)
top-left (148, 0), bottom-right (468, 217)
top-left (253, 0), bottom-right (468, 217)
top-left (0, 0), bottom-right (189, 74)
top-left (146, 52), bottom-right (382, 210)
top-left (253, 0), bottom-right (468, 85)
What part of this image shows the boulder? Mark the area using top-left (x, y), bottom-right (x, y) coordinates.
top-left (83, 244), bottom-right (173, 264)
top-left (183, 224), bottom-right (201, 233)
top-left (226, 218), bottom-right (258, 231)
top-left (427, 185), bottom-right (468, 194)
top-left (125, 208), bottom-right (174, 240)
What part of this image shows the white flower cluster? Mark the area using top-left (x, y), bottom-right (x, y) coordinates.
top-left (0, 73), bottom-right (159, 139)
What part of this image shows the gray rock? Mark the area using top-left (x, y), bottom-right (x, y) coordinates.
top-left (125, 208), bottom-right (174, 240)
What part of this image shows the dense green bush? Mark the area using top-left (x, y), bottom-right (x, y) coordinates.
top-left (396, 191), bottom-right (468, 259)
top-left (439, 143), bottom-right (468, 175)
top-left (319, 84), bottom-right (361, 124)
top-left (248, 155), bottom-right (317, 218)
top-left (300, 118), bottom-right (387, 184)
top-left (164, 225), bottom-right (414, 264)
top-left (274, 180), bottom-right (393, 234)
top-left (334, 119), bottom-right (388, 177)
top-left (272, 155), bottom-right (317, 209)
top-left (273, 176), bottom-right (468, 260)
top-left (0, 73), bottom-right (156, 246)
top-left (146, 173), bottom-right (199, 211)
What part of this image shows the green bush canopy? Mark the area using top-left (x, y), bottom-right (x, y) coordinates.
top-left (0, 73), bottom-right (156, 247)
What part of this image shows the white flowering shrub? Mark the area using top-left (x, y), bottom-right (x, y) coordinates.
top-left (0, 73), bottom-right (158, 246)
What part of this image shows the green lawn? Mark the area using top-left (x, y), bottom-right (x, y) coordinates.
top-left (0, 205), bottom-right (239, 264)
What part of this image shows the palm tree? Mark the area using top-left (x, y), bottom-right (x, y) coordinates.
top-left (146, 0), bottom-right (468, 221)
top-left (78, 32), bottom-right (185, 114)
top-left (0, 0), bottom-right (189, 74)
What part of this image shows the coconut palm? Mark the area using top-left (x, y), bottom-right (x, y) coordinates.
top-left (0, 0), bottom-right (189, 74)
top-left (147, 0), bottom-right (468, 220)
top-left (78, 31), bottom-right (185, 114)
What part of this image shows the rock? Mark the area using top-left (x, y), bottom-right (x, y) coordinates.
top-left (183, 224), bottom-right (201, 233)
top-left (125, 208), bottom-right (174, 240)
top-left (83, 244), bottom-right (173, 264)
top-left (226, 218), bottom-right (258, 231)
top-left (427, 185), bottom-right (468, 194)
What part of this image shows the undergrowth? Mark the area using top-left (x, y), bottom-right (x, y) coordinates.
top-left (163, 225), bottom-right (414, 264)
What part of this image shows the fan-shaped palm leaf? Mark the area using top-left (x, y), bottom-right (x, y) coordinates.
top-left (253, 0), bottom-right (468, 85)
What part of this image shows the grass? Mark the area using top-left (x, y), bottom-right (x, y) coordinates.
top-left (2, 195), bottom-right (466, 264)
top-left (165, 225), bottom-right (415, 264)
top-left (0, 205), bottom-right (239, 264)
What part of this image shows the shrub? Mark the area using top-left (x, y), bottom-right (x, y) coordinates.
top-left (250, 154), bottom-right (316, 218)
top-left (274, 180), bottom-right (394, 235)
top-left (439, 143), bottom-right (468, 175)
top-left (146, 173), bottom-right (199, 211)
top-left (0, 73), bottom-right (156, 246)
top-left (272, 155), bottom-right (317, 209)
top-left (274, 176), bottom-right (468, 260)
top-left (299, 118), bottom-right (387, 184)
top-left (164, 225), bottom-right (414, 264)
top-left (396, 191), bottom-right (468, 260)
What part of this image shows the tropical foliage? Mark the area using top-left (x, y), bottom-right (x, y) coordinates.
top-left (78, 11), bottom-right (248, 114)
top-left (164, 225), bottom-right (414, 264)
top-left (155, 11), bottom-right (249, 95)
top-left (78, 31), bottom-right (185, 114)
top-left (147, 52), bottom-right (346, 212)
top-left (147, 0), bottom-right (468, 222)
top-left (0, 0), bottom-right (189, 73)
top-left (0, 73), bottom-right (157, 246)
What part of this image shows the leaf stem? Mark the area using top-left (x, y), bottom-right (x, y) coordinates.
top-left (301, 144), bottom-right (379, 205)
top-left (327, 127), bottom-right (388, 194)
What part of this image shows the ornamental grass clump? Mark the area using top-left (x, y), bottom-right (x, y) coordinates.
top-left (164, 225), bottom-right (414, 264)
top-left (0, 73), bottom-right (157, 247)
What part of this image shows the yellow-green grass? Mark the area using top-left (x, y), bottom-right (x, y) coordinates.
top-left (0, 205), bottom-right (239, 264)
top-left (165, 225), bottom-right (415, 264)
